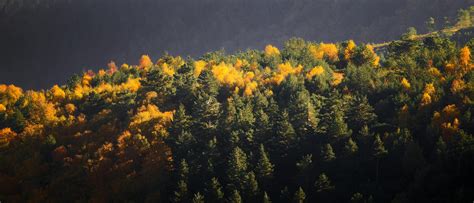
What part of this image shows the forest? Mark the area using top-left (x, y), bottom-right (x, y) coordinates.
top-left (1, 6), bottom-right (474, 203)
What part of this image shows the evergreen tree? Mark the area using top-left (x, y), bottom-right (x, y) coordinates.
top-left (435, 136), bottom-right (447, 158)
top-left (347, 96), bottom-right (377, 132)
top-left (293, 187), bottom-right (306, 203)
top-left (254, 109), bottom-right (272, 144)
top-left (172, 159), bottom-right (190, 202)
top-left (372, 134), bottom-right (387, 187)
top-left (192, 192), bottom-right (205, 203)
top-left (229, 190), bottom-right (242, 203)
top-left (243, 171), bottom-right (259, 200)
top-left (289, 89), bottom-right (319, 138)
top-left (227, 147), bottom-right (248, 190)
top-left (323, 96), bottom-right (351, 142)
top-left (373, 134), bottom-right (388, 158)
top-left (321, 143), bottom-right (336, 162)
top-left (167, 104), bottom-right (195, 161)
top-left (206, 177), bottom-right (224, 202)
top-left (192, 93), bottom-right (220, 141)
top-left (256, 144), bottom-right (274, 181)
top-left (263, 191), bottom-right (272, 203)
top-left (271, 110), bottom-right (297, 158)
top-left (315, 173), bottom-right (335, 193)
top-left (343, 138), bottom-right (359, 157)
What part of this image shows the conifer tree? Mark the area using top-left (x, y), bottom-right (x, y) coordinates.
top-left (244, 171), bottom-right (259, 200)
top-left (315, 173), bottom-right (335, 193)
top-left (227, 147), bottom-right (248, 190)
top-left (435, 136), bottom-right (447, 158)
top-left (293, 187), bottom-right (306, 203)
top-left (173, 159), bottom-right (190, 202)
top-left (192, 192), bottom-right (205, 203)
top-left (256, 144), bottom-right (274, 181)
top-left (289, 89), bottom-right (319, 138)
top-left (229, 190), bottom-right (242, 203)
top-left (206, 177), bottom-right (224, 202)
top-left (321, 143), bottom-right (336, 162)
top-left (372, 134), bottom-right (387, 187)
top-left (344, 138), bottom-right (359, 157)
top-left (347, 96), bottom-right (377, 132)
top-left (263, 191), bottom-right (272, 203)
top-left (272, 110), bottom-right (297, 158)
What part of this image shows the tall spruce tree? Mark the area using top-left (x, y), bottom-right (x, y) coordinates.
top-left (227, 147), bottom-right (248, 190)
top-left (256, 144), bottom-right (275, 181)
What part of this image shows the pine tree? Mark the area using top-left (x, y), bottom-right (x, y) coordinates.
top-left (343, 138), bottom-right (359, 157)
top-left (289, 89), bottom-right (319, 138)
top-left (263, 191), bottom-right (272, 203)
top-left (372, 134), bottom-right (387, 187)
top-left (347, 96), bottom-right (376, 132)
top-left (293, 187), bottom-right (306, 203)
top-left (272, 110), bottom-right (297, 158)
top-left (192, 93), bottom-right (220, 141)
top-left (296, 154), bottom-right (313, 173)
top-left (321, 143), bottom-right (336, 162)
top-left (206, 177), bottom-right (224, 202)
top-left (435, 136), bottom-right (447, 158)
top-left (229, 190), bottom-right (242, 203)
top-left (256, 144), bottom-right (274, 181)
top-left (327, 109), bottom-right (351, 141)
top-left (244, 171), bottom-right (259, 200)
top-left (172, 159), bottom-right (190, 202)
top-left (373, 134), bottom-right (388, 158)
top-left (254, 109), bottom-right (272, 144)
top-left (227, 147), bottom-right (248, 190)
top-left (315, 173), bottom-right (334, 193)
top-left (167, 105), bottom-right (195, 161)
top-left (192, 192), bottom-right (205, 203)
top-left (140, 68), bottom-right (176, 107)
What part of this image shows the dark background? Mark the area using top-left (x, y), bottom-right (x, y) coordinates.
top-left (1, 0), bottom-right (473, 89)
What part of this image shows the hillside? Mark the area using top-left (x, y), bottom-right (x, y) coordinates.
top-left (1, 7), bottom-right (474, 203)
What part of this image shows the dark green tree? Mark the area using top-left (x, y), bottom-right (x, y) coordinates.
top-left (343, 138), bottom-right (359, 157)
top-left (227, 147), bottom-right (248, 190)
top-left (321, 143), bottom-right (336, 162)
top-left (373, 134), bottom-right (388, 187)
top-left (263, 191), bottom-right (272, 203)
top-left (229, 190), bottom-right (242, 203)
top-left (256, 144), bottom-right (274, 181)
top-left (243, 171), bottom-right (259, 200)
top-left (172, 159), bottom-right (190, 202)
top-left (347, 96), bottom-right (377, 132)
top-left (192, 192), bottom-right (205, 203)
top-left (271, 110), bottom-right (297, 158)
top-left (206, 177), bottom-right (224, 202)
top-left (293, 187), bottom-right (306, 203)
top-left (315, 173), bottom-right (335, 193)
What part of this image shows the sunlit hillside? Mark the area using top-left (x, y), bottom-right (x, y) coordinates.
top-left (1, 6), bottom-right (474, 203)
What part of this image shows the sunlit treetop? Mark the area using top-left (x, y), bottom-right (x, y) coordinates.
top-left (309, 43), bottom-right (339, 61)
top-left (139, 55), bottom-right (153, 69)
top-left (50, 85), bottom-right (66, 100)
top-left (306, 66), bottom-right (325, 80)
top-left (344, 40), bottom-right (356, 60)
top-left (194, 60), bottom-right (208, 77)
top-left (264, 44), bottom-right (281, 57)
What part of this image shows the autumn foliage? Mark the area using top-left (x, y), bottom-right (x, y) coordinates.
top-left (0, 33), bottom-right (473, 202)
